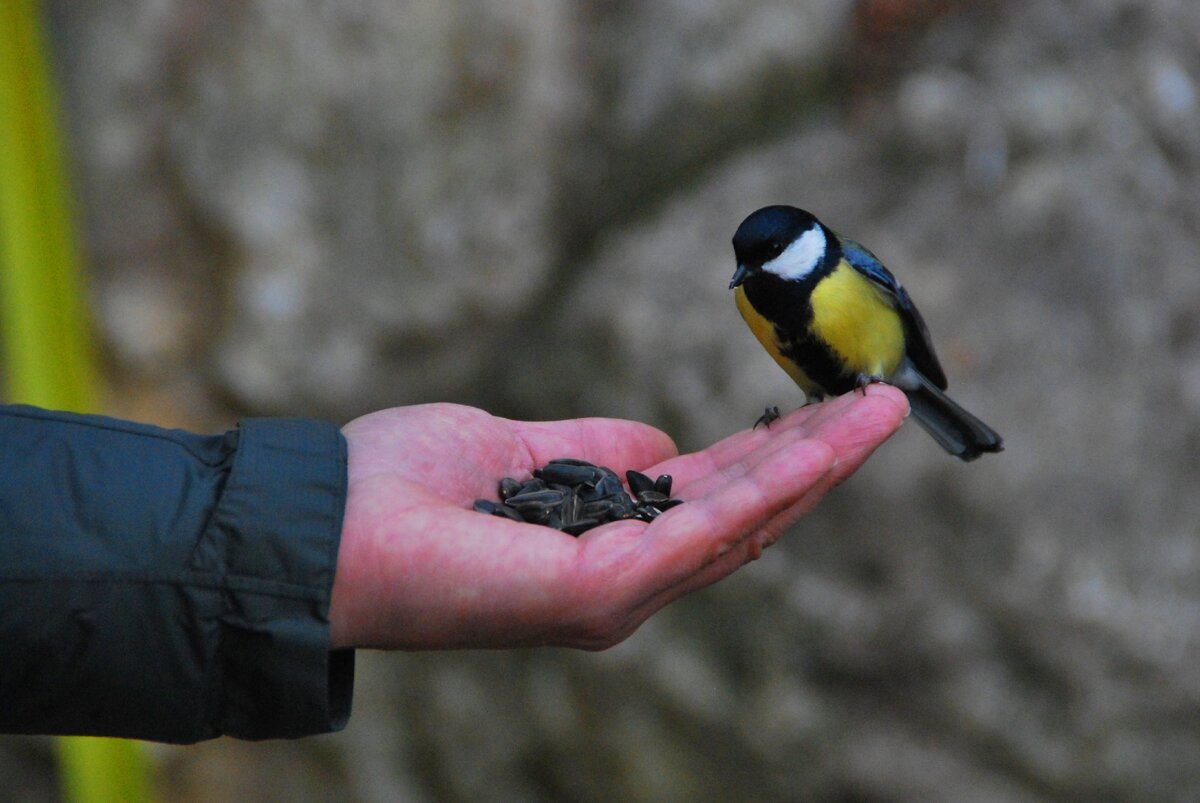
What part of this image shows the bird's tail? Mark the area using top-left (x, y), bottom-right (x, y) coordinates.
top-left (901, 369), bottom-right (1003, 462)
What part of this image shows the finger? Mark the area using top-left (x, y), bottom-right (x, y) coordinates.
top-left (616, 533), bottom-right (764, 637)
top-left (749, 383), bottom-right (909, 537)
top-left (658, 385), bottom-right (907, 498)
top-left (566, 424), bottom-right (818, 568)
top-left (594, 387), bottom-right (908, 634)
top-left (586, 432), bottom-right (836, 642)
top-left (646, 402), bottom-right (833, 490)
top-left (795, 383), bottom-right (908, 495)
top-left (506, 417), bottom-right (678, 474)
top-left (559, 431), bottom-right (835, 646)
top-left (662, 408), bottom-right (838, 508)
top-left (599, 430), bottom-right (836, 607)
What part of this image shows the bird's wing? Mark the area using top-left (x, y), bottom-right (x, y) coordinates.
top-left (839, 235), bottom-right (948, 389)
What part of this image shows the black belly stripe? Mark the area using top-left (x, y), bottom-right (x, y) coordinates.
top-left (742, 269), bottom-right (857, 397)
top-left (778, 333), bottom-right (857, 397)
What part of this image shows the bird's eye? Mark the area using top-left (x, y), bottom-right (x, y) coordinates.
top-left (769, 241), bottom-right (783, 256)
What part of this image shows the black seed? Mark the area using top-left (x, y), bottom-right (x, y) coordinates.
top-left (538, 463), bottom-right (602, 486)
top-left (507, 507), bottom-right (557, 526)
top-left (517, 478), bottom-right (548, 495)
top-left (562, 518), bottom-right (601, 536)
top-left (588, 496), bottom-right (628, 523)
top-left (594, 473), bottom-right (625, 500)
top-left (634, 505), bottom-right (660, 521)
top-left (580, 480), bottom-right (616, 502)
top-left (560, 492), bottom-right (581, 525)
top-left (626, 470), bottom-right (654, 495)
top-left (608, 498), bottom-right (636, 519)
top-left (576, 483), bottom-right (605, 502)
top-left (506, 489), bottom-right (564, 507)
top-left (594, 465), bottom-right (621, 483)
top-left (492, 504), bottom-right (524, 522)
top-left (580, 496), bottom-right (614, 516)
top-left (498, 477), bottom-right (522, 500)
top-left (479, 459), bottom-right (671, 534)
top-left (636, 490), bottom-right (669, 506)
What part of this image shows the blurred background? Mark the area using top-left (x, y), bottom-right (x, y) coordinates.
top-left (3, 0), bottom-right (1200, 799)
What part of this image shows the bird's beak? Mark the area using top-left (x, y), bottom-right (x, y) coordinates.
top-left (729, 263), bottom-right (750, 289)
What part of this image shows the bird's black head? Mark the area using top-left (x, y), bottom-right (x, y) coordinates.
top-left (729, 205), bottom-right (827, 289)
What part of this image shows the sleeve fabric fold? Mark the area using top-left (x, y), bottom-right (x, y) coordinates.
top-left (0, 405), bottom-right (353, 743)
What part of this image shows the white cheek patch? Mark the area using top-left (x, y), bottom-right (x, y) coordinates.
top-left (762, 226), bottom-right (826, 280)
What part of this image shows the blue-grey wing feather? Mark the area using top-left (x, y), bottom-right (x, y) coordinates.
top-left (838, 234), bottom-right (949, 390)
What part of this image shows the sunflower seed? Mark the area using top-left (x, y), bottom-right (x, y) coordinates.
top-left (560, 492), bottom-right (581, 526)
top-left (634, 505), bottom-right (661, 522)
top-left (492, 504), bottom-right (524, 522)
top-left (581, 499), bottom-right (617, 519)
top-left (562, 518), bottom-right (601, 536)
top-left (517, 478), bottom-right (547, 495)
top-left (608, 497), bottom-right (636, 519)
top-left (636, 490), bottom-right (669, 506)
top-left (547, 457), bottom-right (596, 467)
top-left (537, 463), bottom-right (602, 486)
top-left (505, 489), bottom-right (566, 510)
top-left (594, 473), bottom-right (625, 500)
top-left (476, 461), bottom-right (681, 536)
top-left (576, 483), bottom-right (604, 503)
top-left (522, 509), bottom-right (550, 525)
top-left (626, 470), bottom-right (654, 495)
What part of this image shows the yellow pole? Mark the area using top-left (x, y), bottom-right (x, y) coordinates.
top-left (0, 3), bottom-right (153, 801)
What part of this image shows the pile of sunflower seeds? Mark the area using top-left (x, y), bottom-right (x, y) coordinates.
top-left (473, 458), bottom-right (684, 536)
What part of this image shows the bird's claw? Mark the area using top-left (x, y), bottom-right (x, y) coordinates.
top-left (854, 374), bottom-right (884, 396)
top-left (753, 405), bottom-right (782, 429)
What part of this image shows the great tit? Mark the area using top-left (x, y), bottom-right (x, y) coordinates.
top-left (729, 205), bottom-right (1002, 461)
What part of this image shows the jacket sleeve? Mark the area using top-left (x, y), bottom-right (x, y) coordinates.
top-left (0, 404), bottom-right (354, 743)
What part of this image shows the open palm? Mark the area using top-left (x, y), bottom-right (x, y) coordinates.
top-left (329, 385), bottom-right (907, 650)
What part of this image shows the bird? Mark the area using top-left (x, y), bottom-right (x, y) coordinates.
top-left (728, 205), bottom-right (1002, 461)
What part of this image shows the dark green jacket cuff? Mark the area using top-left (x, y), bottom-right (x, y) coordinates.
top-left (0, 406), bottom-right (353, 743)
top-left (200, 418), bottom-right (354, 740)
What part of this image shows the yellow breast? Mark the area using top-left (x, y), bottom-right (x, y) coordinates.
top-left (809, 261), bottom-right (905, 379)
top-left (734, 285), bottom-right (821, 394)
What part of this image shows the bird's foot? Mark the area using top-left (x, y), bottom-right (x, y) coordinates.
top-left (753, 405), bottom-right (782, 429)
top-left (853, 374), bottom-right (885, 396)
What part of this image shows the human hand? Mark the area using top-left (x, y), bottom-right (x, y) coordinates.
top-left (329, 385), bottom-right (908, 651)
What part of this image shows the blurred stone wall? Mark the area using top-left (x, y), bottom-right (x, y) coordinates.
top-left (4, 0), bottom-right (1200, 800)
